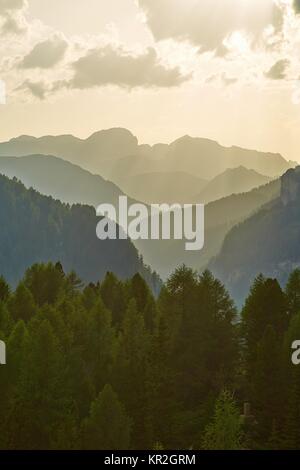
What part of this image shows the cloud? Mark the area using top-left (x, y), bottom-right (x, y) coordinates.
top-left (19, 36), bottom-right (68, 69)
top-left (0, 0), bottom-right (27, 34)
top-left (215, 44), bottom-right (229, 58)
top-left (222, 74), bottom-right (238, 86)
top-left (0, 0), bottom-right (25, 14)
top-left (137, 0), bottom-right (283, 52)
top-left (265, 59), bottom-right (290, 80)
top-left (205, 73), bottom-right (237, 86)
top-left (18, 80), bottom-right (48, 99)
top-left (294, 0), bottom-right (300, 14)
top-left (67, 45), bottom-right (190, 89)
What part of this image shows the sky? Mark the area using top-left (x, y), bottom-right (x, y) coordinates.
top-left (1, 0), bottom-right (300, 161)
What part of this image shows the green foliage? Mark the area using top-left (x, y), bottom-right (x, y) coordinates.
top-left (82, 384), bottom-right (131, 450)
top-left (0, 276), bottom-right (10, 302)
top-left (202, 390), bottom-right (243, 450)
top-left (8, 282), bottom-right (37, 322)
top-left (286, 269), bottom-right (300, 317)
top-left (1, 261), bottom-right (300, 450)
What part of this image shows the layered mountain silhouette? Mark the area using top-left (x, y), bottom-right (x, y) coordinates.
top-left (210, 167), bottom-right (300, 305)
top-left (0, 152), bottom-right (280, 280)
top-left (116, 167), bottom-right (271, 204)
top-left (0, 173), bottom-right (160, 291)
top-left (195, 166), bottom-right (272, 204)
top-left (0, 154), bottom-right (137, 208)
top-left (134, 178), bottom-right (280, 278)
top-left (158, 135), bottom-right (292, 179)
top-left (116, 171), bottom-right (207, 204)
top-left (0, 128), bottom-right (293, 183)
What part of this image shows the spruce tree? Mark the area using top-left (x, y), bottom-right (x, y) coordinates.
top-left (82, 384), bottom-right (131, 450)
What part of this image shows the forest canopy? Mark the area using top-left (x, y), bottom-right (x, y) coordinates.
top-left (1, 262), bottom-right (300, 450)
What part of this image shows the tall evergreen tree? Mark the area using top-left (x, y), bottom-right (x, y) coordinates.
top-left (82, 384), bottom-right (131, 450)
top-left (112, 299), bottom-right (150, 448)
top-left (202, 390), bottom-right (243, 450)
top-left (286, 269), bottom-right (300, 317)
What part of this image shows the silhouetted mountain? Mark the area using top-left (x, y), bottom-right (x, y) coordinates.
top-left (0, 154), bottom-right (136, 207)
top-left (0, 128), bottom-right (294, 182)
top-left (117, 171), bottom-right (207, 204)
top-left (134, 179), bottom-right (280, 278)
top-left (0, 153), bottom-right (281, 280)
top-left (210, 167), bottom-right (300, 305)
top-left (195, 166), bottom-right (272, 204)
top-left (0, 173), bottom-right (160, 291)
top-left (0, 129), bottom-right (139, 179)
top-left (162, 135), bottom-right (293, 179)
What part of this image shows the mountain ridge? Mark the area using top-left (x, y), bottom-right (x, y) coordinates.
top-left (210, 166), bottom-right (300, 305)
top-left (195, 166), bottom-right (272, 203)
top-left (0, 128), bottom-right (294, 182)
top-left (0, 153), bottom-right (281, 280)
top-left (0, 172), bottom-right (160, 291)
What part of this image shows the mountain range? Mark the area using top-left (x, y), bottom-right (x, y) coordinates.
top-left (107, 171), bottom-right (207, 204)
top-left (195, 166), bottom-right (272, 204)
top-left (0, 153), bottom-right (280, 280)
top-left (0, 128), bottom-right (295, 293)
top-left (0, 128), bottom-right (294, 184)
top-left (0, 173), bottom-right (160, 291)
top-left (210, 166), bottom-right (300, 305)
top-left (0, 154), bottom-right (135, 208)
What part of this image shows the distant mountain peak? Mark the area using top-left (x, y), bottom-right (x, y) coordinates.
top-left (281, 165), bottom-right (300, 206)
top-left (171, 134), bottom-right (220, 146)
top-left (0, 128), bottom-right (293, 181)
top-left (87, 127), bottom-right (138, 142)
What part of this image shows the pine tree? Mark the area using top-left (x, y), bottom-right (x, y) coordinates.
top-left (82, 384), bottom-right (131, 450)
top-left (100, 272), bottom-right (127, 327)
top-left (8, 282), bottom-right (37, 322)
top-left (6, 318), bottom-right (71, 449)
top-left (24, 262), bottom-right (65, 306)
top-left (0, 275), bottom-right (10, 302)
top-left (241, 276), bottom-right (289, 447)
top-left (202, 390), bottom-right (243, 450)
top-left (286, 269), bottom-right (300, 317)
top-left (251, 325), bottom-right (284, 446)
top-left (112, 299), bottom-right (150, 448)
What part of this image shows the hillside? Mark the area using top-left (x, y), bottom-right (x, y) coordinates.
top-left (0, 154), bottom-right (281, 280)
top-left (195, 166), bottom-right (271, 204)
top-left (210, 167), bottom-right (300, 305)
top-left (0, 154), bottom-right (137, 208)
top-left (0, 173), bottom-right (159, 290)
top-left (134, 179), bottom-right (280, 278)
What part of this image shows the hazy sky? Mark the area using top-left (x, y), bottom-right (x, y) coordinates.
top-left (1, 0), bottom-right (300, 161)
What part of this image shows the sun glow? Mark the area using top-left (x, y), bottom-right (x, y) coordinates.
top-left (226, 31), bottom-right (249, 53)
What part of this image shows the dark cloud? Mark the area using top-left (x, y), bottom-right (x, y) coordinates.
top-left (265, 59), bottom-right (290, 80)
top-left (68, 45), bottom-right (190, 90)
top-left (19, 36), bottom-right (68, 69)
